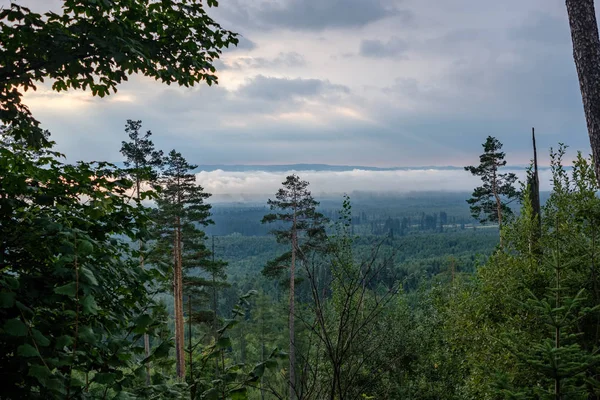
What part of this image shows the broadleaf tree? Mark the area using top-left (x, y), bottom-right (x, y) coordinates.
top-left (0, 137), bottom-right (172, 398)
top-left (261, 175), bottom-right (328, 400)
top-left (0, 0), bottom-right (238, 147)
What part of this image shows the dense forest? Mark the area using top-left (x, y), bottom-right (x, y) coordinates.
top-left (4, 1), bottom-right (600, 399)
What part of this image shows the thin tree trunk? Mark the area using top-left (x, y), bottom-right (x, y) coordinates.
top-left (188, 295), bottom-right (193, 380)
top-left (261, 314), bottom-right (266, 400)
top-left (555, 215), bottom-right (561, 400)
top-left (566, 0), bottom-right (600, 185)
top-left (173, 217), bottom-right (183, 380)
top-left (529, 127), bottom-right (542, 258)
top-left (136, 175), bottom-right (152, 386)
top-left (492, 166), bottom-right (503, 246)
top-left (176, 220), bottom-right (186, 379)
top-left (289, 212), bottom-right (297, 400)
top-left (212, 236), bottom-right (219, 378)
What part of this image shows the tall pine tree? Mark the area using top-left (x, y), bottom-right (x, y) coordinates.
top-left (120, 119), bottom-right (163, 385)
top-left (151, 150), bottom-right (213, 381)
top-left (261, 175), bottom-right (327, 400)
top-left (465, 136), bottom-right (519, 244)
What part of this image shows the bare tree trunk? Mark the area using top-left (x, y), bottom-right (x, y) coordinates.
top-left (188, 295), bottom-right (193, 380)
top-left (289, 211), bottom-right (297, 400)
top-left (529, 127), bottom-right (542, 258)
top-left (176, 220), bottom-right (186, 379)
top-left (136, 177), bottom-right (152, 386)
top-left (173, 218), bottom-right (182, 380)
top-left (555, 216), bottom-right (561, 400)
top-left (492, 166), bottom-right (503, 246)
top-left (174, 216), bottom-right (186, 380)
top-left (566, 0), bottom-right (600, 185)
top-left (212, 236), bottom-right (220, 378)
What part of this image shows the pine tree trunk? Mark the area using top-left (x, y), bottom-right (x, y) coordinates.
top-left (492, 166), bottom-right (503, 246)
top-left (136, 177), bottom-right (152, 386)
top-left (173, 218), bottom-right (182, 379)
top-left (174, 216), bottom-right (186, 380)
top-left (177, 221), bottom-right (186, 379)
top-left (566, 0), bottom-right (600, 185)
top-left (289, 212), bottom-right (297, 400)
top-left (188, 295), bottom-right (193, 380)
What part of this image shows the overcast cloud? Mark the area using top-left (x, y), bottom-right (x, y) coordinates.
top-left (19, 0), bottom-right (592, 177)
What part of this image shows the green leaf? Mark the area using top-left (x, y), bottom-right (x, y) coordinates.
top-left (82, 294), bottom-right (98, 315)
top-left (80, 267), bottom-right (98, 285)
top-left (216, 337), bottom-right (232, 349)
top-left (3, 318), bottom-right (27, 336)
top-left (0, 291), bottom-right (15, 308)
top-left (134, 314), bottom-right (153, 331)
top-left (152, 340), bottom-right (171, 359)
top-left (56, 335), bottom-right (74, 349)
top-left (54, 282), bottom-right (77, 297)
top-left (77, 239), bottom-right (94, 254)
top-left (94, 372), bottom-right (117, 384)
top-left (28, 364), bottom-right (51, 384)
top-left (18, 343), bottom-right (39, 357)
top-left (78, 326), bottom-right (96, 343)
top-left (32, 329), bottom-right (51, 347)
top-left (3, 276), bottom-right (19, 290)
top-left (251, 363), bottom-right (265, 379)
top-left (201, 387), bottom-right (220, 400)
top-left (229, 388), bottom-right (248, 400)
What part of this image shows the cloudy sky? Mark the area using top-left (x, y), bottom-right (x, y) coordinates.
top-left (19, 0), bottom-right (591, 185)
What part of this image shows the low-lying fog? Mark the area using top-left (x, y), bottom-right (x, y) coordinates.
top-left (195, 167), bottom-right (555, 202)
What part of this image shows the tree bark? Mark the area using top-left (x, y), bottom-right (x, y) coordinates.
top-left (566, 0), bottom-right (600, 185)
top-left (174, 216), bottom-right (186, 380)
top-left (176, 220), bottom-right (186, 379)
top-left (492, 164), bottom-right (503, 246)
top-left (135, 172), bottom-right (152, 386)
top-left (289, 214), bottom-right (297, 400)
top-left (529, 127), bottom-right (542, 258)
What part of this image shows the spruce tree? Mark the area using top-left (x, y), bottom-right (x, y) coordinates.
top-left (498, 214), bottom-right (600, 399)
top-left (261, 175), bottom-right (327, 400)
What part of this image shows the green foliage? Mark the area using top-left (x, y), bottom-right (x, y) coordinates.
top-left (465, 136), bottom-right (520, 225)
top-left (0, 140), bottom-right (171, 398)
top-left (261, 174), bottom-right (328, 278)
top-left (439, 147), bottom-right (600, 399)
top-left (120, 119), bottom-right (164, 192)
top-left (0, 0), bottom-right (238, 147)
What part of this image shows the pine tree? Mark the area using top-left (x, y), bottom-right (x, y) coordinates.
top-left (151, 150), bottom-right (213, 381)
top-left (465, 136), bottom-right (519, 243)
top-left (261, 175), bottom-right (327, 400)
top-left (120, 119), bottom-right (163, 385)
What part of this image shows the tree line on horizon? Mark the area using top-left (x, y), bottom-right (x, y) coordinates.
top-left (4, 0), bottom-right (600, 399)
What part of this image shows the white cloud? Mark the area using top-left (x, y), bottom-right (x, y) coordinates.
top-left (195, 168), bottom-right (555, 202)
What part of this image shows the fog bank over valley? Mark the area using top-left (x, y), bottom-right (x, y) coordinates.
top-left (195, 165), bottom-right (555, 202)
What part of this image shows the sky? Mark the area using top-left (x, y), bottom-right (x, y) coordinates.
top-left (15, 0), bottom-right (594, 194)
